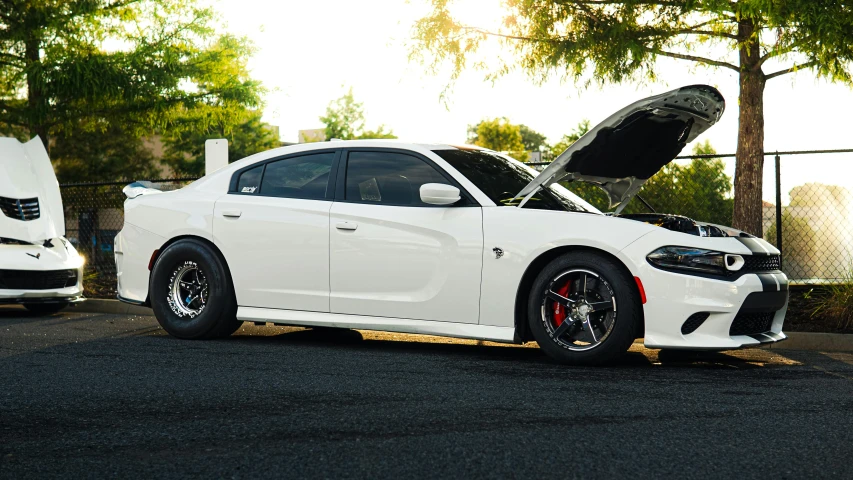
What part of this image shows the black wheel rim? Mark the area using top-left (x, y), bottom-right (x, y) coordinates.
top-left (540, 269), bottom-right (617, 351)
top-left (167, 261), bottom-right (209, 318)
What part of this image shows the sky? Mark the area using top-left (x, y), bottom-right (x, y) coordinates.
top-left (209, 0), bottom-right (853, 205)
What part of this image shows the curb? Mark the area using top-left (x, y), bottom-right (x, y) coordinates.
top-left (72, 298), bottom-right (153, 316)
top-left (761, 332), bottom-right (853, 353)
top-left (71, 300), bottom-right (853, 353)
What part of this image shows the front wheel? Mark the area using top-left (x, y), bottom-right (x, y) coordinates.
top-left (527, 252), bottom-right (641, 365)
top-left (149, 239), bottom-right (242, 339)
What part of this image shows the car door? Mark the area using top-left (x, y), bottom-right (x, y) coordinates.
top-left (329, 149), bottom-right (483, 324)
top-left (213, 150), bottom-right (339, 312)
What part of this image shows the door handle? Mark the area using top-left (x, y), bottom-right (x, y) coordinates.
top-left (222, 209), bottom-right (242, 218)
top-left (336, 222), bottom-right (358, 231)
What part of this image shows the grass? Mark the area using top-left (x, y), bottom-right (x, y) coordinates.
top-left (805, 271), bottom-right (853, 331)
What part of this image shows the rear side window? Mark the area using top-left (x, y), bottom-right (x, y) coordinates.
top-left (344, 151), bottom-right (450, 206)
top-left (236, 165), bottom-right (263, 194)
top-left (259, 153), bottom-right (335, 199)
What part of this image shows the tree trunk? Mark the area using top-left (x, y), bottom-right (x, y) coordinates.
top-left (732, 19), bottom-right (765, 236)
top-left (25, 37), bottom-right (49, 151)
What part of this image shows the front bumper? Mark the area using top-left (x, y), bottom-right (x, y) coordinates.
top-left (1, 240), bottom-right (85, 305)
top-left (636, 263), bottom-right (788, 350)
top-left (0, 294), bottom-right (85, 305)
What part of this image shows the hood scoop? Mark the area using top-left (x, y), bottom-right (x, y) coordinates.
top-left (516, 85), bottom-right (725, 212)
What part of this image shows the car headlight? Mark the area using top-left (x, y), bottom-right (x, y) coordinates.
top-left (647, 246), bottom-right (728, 275)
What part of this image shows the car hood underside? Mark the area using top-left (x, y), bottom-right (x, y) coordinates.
top-left (517, 84), bottom-right (726, 212)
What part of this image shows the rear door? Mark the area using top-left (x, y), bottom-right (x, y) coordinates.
top-left (329, 149), bottom-right (483, 324)
top-left (213, 150), bottom-right (339, 312)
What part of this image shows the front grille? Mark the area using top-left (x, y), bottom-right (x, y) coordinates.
top-left (721, 254), bottom-right (781, 278)
top-left (0, 196), bottom-right (40, 221)
top-left (729, 312), bottom-right (775, 336)
top-left (0, 270), bottom-right (78, 290)
top-left (743, 255), bottom-right (781, 272)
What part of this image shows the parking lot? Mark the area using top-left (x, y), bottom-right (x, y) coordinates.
top-left (2, 306), bottom-right (852, 479)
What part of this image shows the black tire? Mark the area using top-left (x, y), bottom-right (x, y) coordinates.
top-left (149, 239), bottom-right (241, 339)
top-left (23, 302), bottom-right (69, 315)
top-left (527, 252), bottom-right (641, 366)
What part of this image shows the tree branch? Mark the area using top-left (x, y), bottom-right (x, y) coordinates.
top-left (765, 61), bottom-right (819, 80)
top-left (557, 1), bottom-right (688, 5)
top-left (758, 40), bottom-right (803, 67)
top-left (645, 48), bottom-right (738, 71)
top-left (673, 29), bottom-right (738, 40)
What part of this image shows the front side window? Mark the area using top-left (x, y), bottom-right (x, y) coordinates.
top-left (433, 149), bottom-right (599, 213)
top-left (345, 151), bottom-right (452, 206)
top-left (259, 152), bottom-right (335, 199)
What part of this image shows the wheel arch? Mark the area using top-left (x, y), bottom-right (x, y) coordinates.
top-left (513, 245), bottom-right (645, 343)
top-left (144, 235), bottom-right (235, 307)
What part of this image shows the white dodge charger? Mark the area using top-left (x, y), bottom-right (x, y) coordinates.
top-left (116, 85), bottom-right (788, 365)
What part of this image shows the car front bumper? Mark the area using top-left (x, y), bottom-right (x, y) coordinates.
top-left (0, 239), bottom-right (85, 305)
top-left (635, 263), bottom-right (788, 350)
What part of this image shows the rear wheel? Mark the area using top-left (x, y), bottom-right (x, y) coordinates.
top-left (527, 252), bottom-right (641, 365)
top-left (150, 239), bottom-right (241, 339)
top-left (23, 302), bottom-right (68, 316)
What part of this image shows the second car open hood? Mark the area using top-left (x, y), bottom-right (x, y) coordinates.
top-left (516, 84), bottom-right (725, 212)
top-left (0, 136), bottom-right (65, 243)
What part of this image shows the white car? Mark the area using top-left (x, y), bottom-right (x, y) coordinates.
top-left (0, 137), bottom-right (85, 314)
top-left (116, 85), bottom-right (788, 365)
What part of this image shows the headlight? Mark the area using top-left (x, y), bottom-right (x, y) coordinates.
top-left (647, 246), bottom-right (727, 275)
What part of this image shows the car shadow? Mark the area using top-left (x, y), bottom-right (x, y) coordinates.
top-left (227, 325), bottom-right (771, 369)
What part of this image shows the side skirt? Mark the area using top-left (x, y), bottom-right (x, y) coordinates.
top-left (237, 307), bottom-right (518, 344)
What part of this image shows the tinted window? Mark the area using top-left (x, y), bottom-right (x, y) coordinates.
top-left (433, 149), bottom-right (598, 213)
top-left (345, 151), bottom-right (451, 206)
top-left (236, 165), bottom-right (264, 194)
top-left (259, 152), bottom-right (335, 199)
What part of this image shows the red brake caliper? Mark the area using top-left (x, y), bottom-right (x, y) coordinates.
top-left (552, 281), bottom-right (571, 326)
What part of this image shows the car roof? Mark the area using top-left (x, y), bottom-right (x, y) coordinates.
top-left (191, 140), bottom-right (489, 194)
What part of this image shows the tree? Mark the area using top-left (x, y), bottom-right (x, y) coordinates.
top-left (50, 122), bottom-right (158, 183)
top-left (467, 117), bottom-right (526, 160)
top-left (548, 119), bottom-right (590, 160)
top-left (320, 89), bottom-right (397, 140)
top-left (0, 1), bottom-right (263, 163)
top-left (162, 109), bottom-right (280, 177)
top-left (519, 124), bottom-right (548, 152)
top-left (412, 1), bottom-right (853, 236)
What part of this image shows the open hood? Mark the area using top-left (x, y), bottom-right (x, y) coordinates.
top-left (0, 137), bottom-right (65, 243)
top-left (517, 84), bottom-right (725, 212)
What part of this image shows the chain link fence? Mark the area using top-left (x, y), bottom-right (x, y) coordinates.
top-left (60, 149), bottom-right (853, 298)
top-left (528, 148), bottom-right (853, 283)
top-left (60, 179), bottom-right (195, 298)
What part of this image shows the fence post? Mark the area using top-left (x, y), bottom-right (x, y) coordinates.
top-left (774, 153), bottom-right (782, 266)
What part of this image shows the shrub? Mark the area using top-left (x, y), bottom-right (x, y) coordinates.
top-left (806, 271), bottom-right (853, 331)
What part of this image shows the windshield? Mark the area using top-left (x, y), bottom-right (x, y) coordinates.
top-left (432, 149), bottom-right (601, 214)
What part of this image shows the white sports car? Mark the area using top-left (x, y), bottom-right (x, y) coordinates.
top-left (116, 85), bottom-right (788, 365)
top-left (0, 137), bottom-right (85, 314)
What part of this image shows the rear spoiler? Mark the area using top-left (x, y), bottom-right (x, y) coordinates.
top-left (122, 181), bottom-right (162, 199)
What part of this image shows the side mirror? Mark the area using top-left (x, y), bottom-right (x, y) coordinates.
top-left (420, 183), bottom-right (461, 206)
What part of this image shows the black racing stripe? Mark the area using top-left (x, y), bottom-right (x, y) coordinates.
top-left (756, 273), bottom-right (778, 292)
top-left (735, 237), bottom-right (770, 255)
top-left (774, 273), bottom-right (789, 292)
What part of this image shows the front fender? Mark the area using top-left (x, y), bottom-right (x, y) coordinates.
top-left (478, 208), bottom-right (656, 328)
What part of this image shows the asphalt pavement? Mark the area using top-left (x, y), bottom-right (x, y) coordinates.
top-left (2, 306), bottom-right (853, 479)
